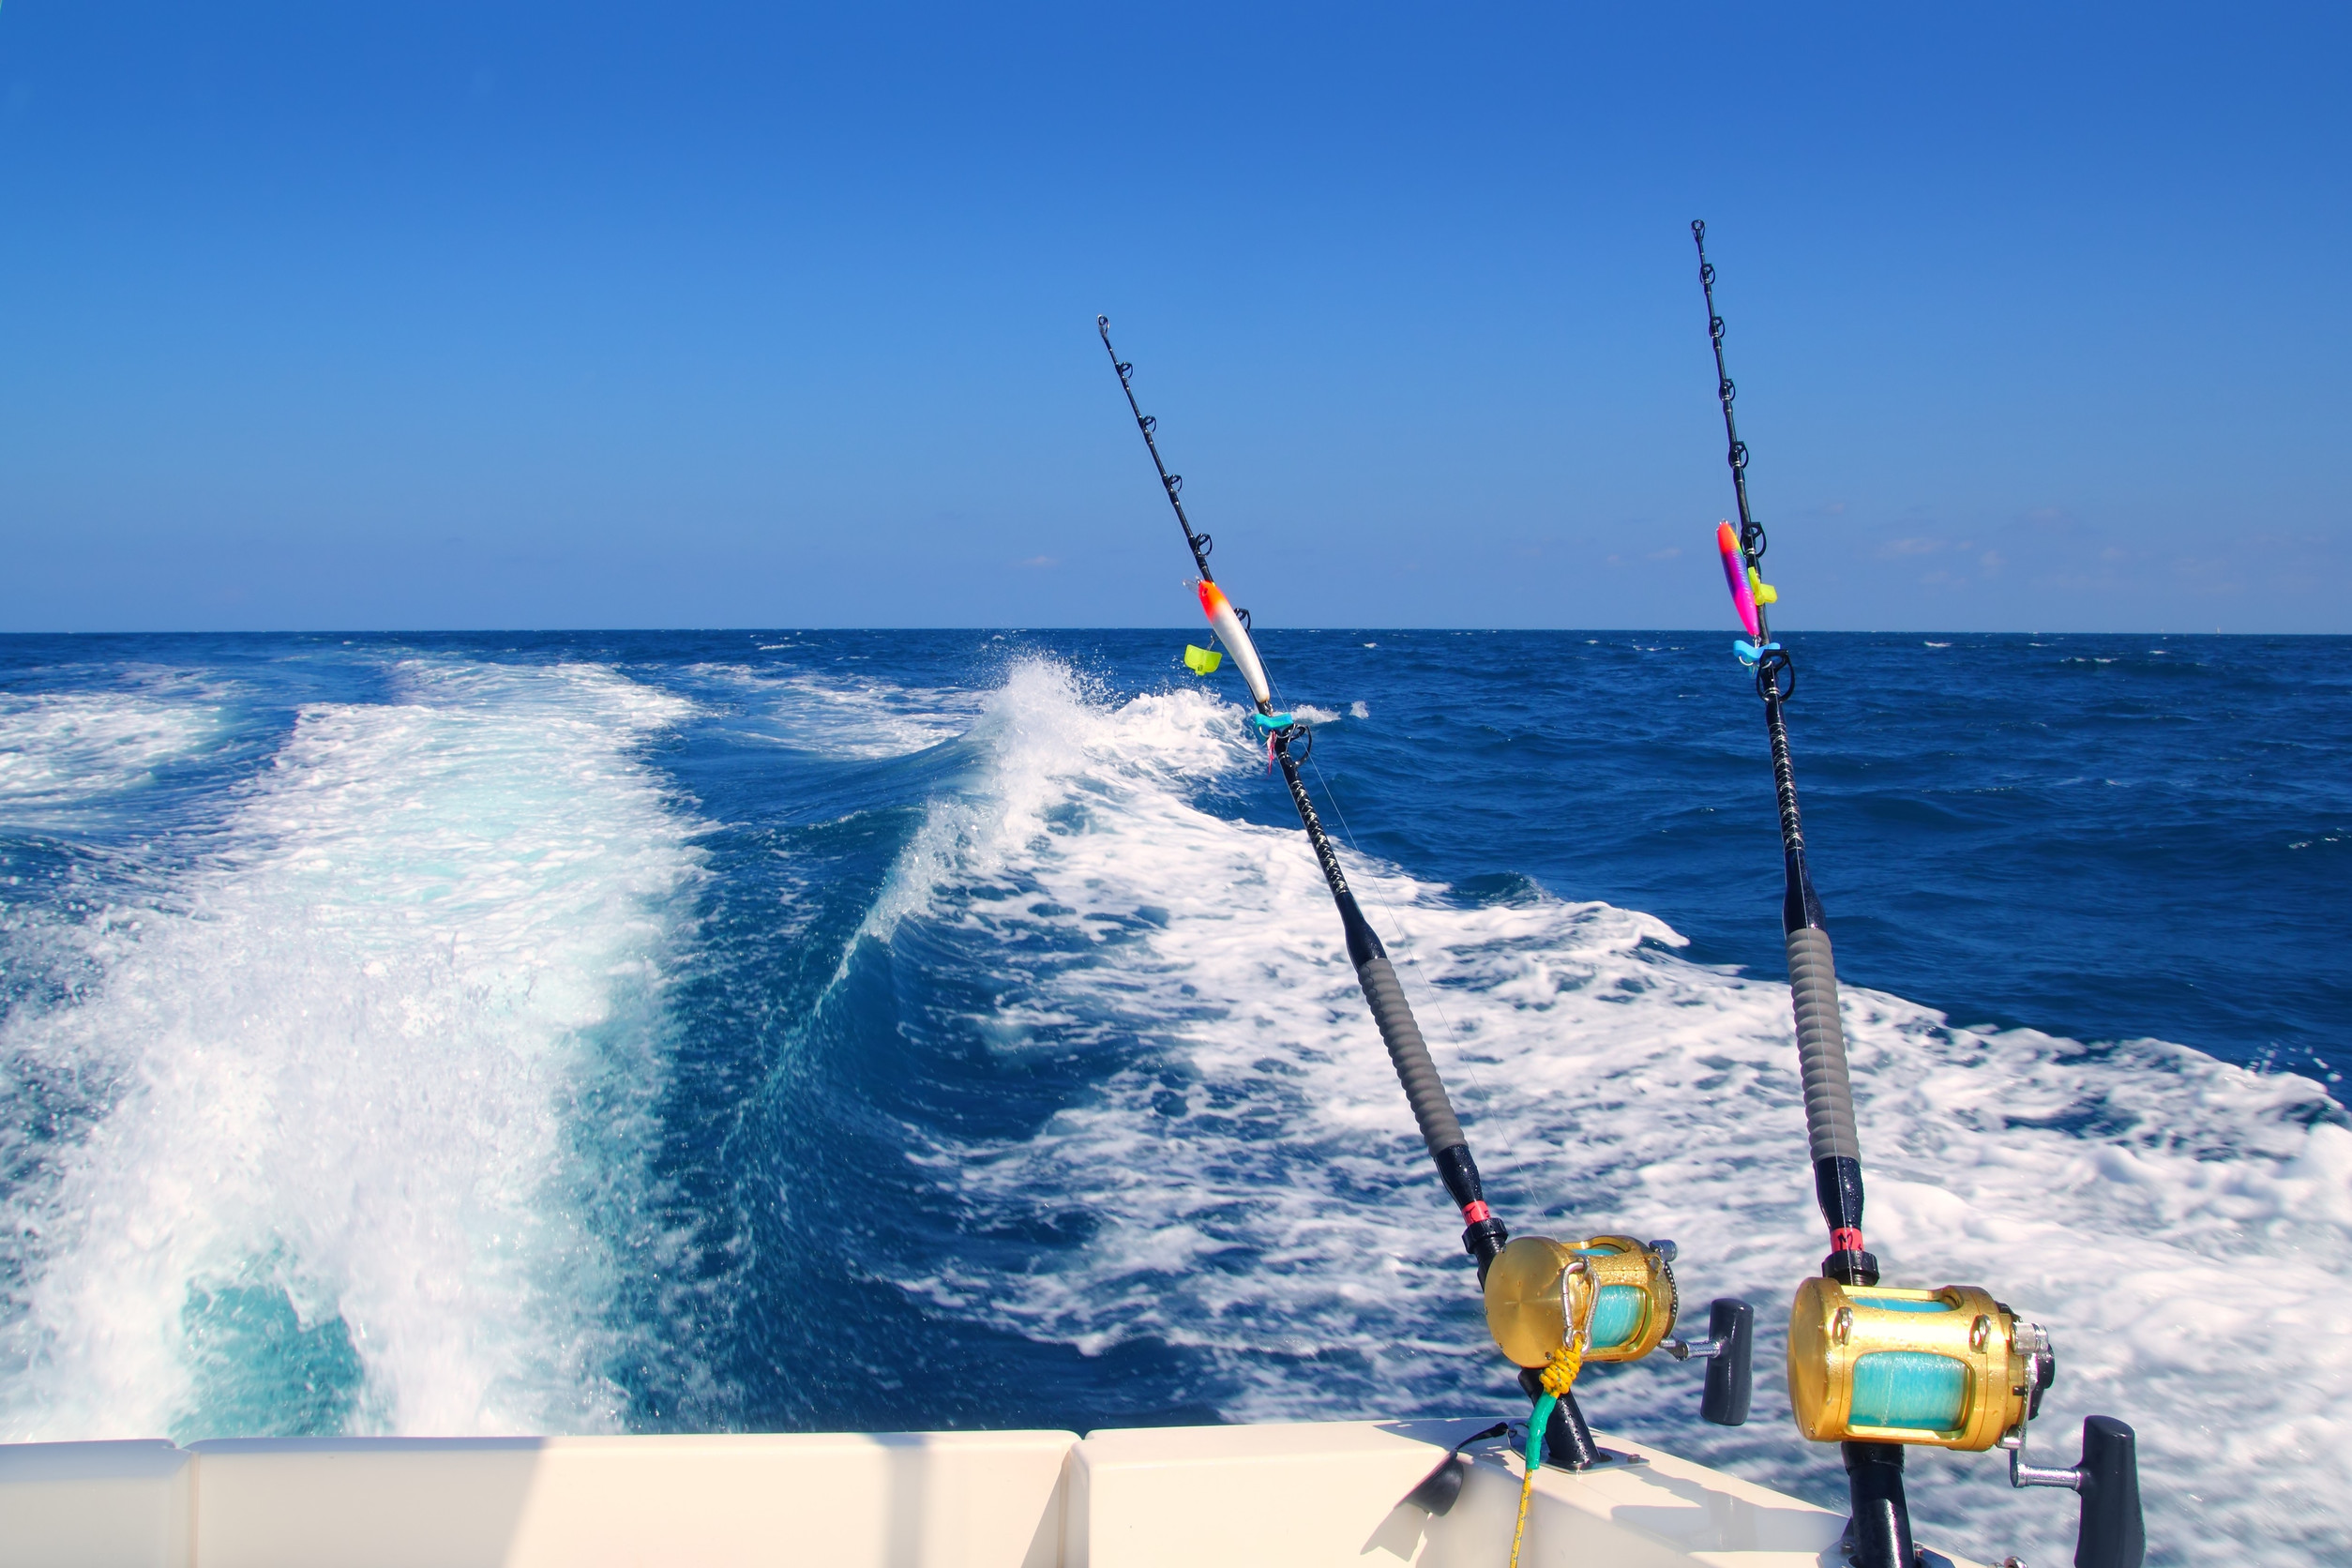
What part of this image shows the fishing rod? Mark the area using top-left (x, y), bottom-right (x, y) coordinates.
top-left (1691, 220), bottom-right (2144, 1568)
top-left (1096, 315), bottom-right (1754, 1499)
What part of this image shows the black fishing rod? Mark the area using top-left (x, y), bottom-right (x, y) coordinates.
top-left (1096, 313), bottom-right (1508, 1277)
top-left (1691, 221), bottom-right (2143, 1568)
top-left (1096, 317), bottom-right (1755, 1498)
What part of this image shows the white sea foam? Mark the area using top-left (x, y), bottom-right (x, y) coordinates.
top-left (0, 661), bottom-right (702, 1440)
top-left (681, 663), bottom-right (975, 759)
top-left (870, 658), bottom-right (2348, 1568)
top-left (0, 685), bottom-right (232, 819)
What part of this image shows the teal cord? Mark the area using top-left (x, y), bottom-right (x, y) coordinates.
top-left (1507, 1392), bottom-right (1558, 1568)
top-left (1525, 1393), bottom-right (1555, 1471)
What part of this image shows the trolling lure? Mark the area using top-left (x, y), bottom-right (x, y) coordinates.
top-left (1717, 521), bottom-right (1780, 666)
top-left (1693, 220), bottom-right (2143, 1568)
top-left (1098, 314), bottom-right (1752, 1479)
top-left (1717, 520), bottom-right (1760, 641)
top-left (1194, 580), bottom-right (1270, 703)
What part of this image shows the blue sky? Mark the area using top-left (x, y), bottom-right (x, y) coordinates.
top-left (0, 3), bottom-right (2344, 632)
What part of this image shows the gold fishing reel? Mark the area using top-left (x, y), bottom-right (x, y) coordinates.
top-left (1787, 1278), bottom-right (2054, 1451)
top-left (1482, 1234), bottom-right (1678, 1367)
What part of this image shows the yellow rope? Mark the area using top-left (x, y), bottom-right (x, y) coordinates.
top-left (1537, 1338), bottom-right (1586, 1397)
top-left (1505, 1416), bottom-right (1546, 1568)
top-left (1506, 1340), bottom-right (1589, 1568)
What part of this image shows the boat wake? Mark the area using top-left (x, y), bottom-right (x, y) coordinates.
top-left (0, 677), bottom-right (235, 825)
top-left (0, 660), bottom-right (703, 1440)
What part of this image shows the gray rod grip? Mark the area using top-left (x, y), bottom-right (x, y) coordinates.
top-left (1355, 955), bottom-right (1466, 1156)
top-left (1786, 927), bottom-right (1860, 1164)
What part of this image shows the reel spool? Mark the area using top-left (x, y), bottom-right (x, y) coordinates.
top-left (1483, 1234), bottom-right (1679, 1366)
top-left (1787, 1279), bottom-right (2053, 1451)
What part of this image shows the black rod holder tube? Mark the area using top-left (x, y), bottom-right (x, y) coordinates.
top-left (1517, 1369), bottom-right (1602, 1470)
top-left (1842, 1442), bottom-right (1917, 1568)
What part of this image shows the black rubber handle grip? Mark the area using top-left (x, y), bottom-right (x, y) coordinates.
top-left (1700, 1298), bottom-right (1755, 1426)
top-left (2075, 1416), bottom-right (2146, 1568)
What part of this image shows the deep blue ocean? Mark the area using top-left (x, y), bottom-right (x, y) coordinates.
top-left (0, 629), bottom-right (2343, 1565)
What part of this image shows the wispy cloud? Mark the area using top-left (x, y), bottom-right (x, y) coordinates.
top-left (1877, 536), bottom-right (1944, 558)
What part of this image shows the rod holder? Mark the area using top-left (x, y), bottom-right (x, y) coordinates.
top-left (1513, 1369), bottom-right (1602, 1470)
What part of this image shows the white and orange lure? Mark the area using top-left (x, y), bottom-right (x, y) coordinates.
top-left (1194, 579), bottom-right (1273, 709)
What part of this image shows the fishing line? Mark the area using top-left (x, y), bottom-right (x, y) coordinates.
top-left (1296, 744), bottom-right (1500, 1143)
top-left (1248, 650), bottom-right (1498, 1144)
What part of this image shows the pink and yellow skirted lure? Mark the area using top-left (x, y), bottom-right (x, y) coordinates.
top-left (1717, 521), bottom-right (1759, 640)
top-left (1717, 521), bottom-right (1783, 666)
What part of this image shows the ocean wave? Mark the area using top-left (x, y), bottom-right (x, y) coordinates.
top-left (0, 683), bottom-right (234, 822)
top-left (678, 662), bottom-right (977, 759)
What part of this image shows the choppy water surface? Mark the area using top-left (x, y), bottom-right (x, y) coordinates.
top-left (0, 629), bottom-right (2343, 1566)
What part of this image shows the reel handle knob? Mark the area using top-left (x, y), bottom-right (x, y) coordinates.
top-left (2075, 1416), bottom-right (2145, 1568)
top-left (1699, 1298), bottom-right (1755, 1426)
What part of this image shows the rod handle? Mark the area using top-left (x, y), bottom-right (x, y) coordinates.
top-left (1356, 954), bottom-right (1466, 1154)
top-left (1786, 927), bottom-right (1860, 1165)
top-left (1517, 1369), bottom-right (1601, 1470)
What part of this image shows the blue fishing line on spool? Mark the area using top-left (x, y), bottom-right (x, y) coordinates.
top-left (1848, 1351), bottom-right (1968, 1429)
top-left (1588, 1285), bottom-right (1644, 1350)
top-left (1869, 1298), bottom-right (1956, 1313)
